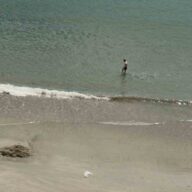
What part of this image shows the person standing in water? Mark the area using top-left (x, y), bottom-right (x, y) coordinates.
top-left (122, 59), bottom-right (128, 74)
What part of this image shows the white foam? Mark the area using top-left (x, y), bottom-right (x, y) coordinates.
top-left (0, 121), bottom-right (37, 127)
top-left (180, 119), bottom-right (192, 122)
top-left (0, 84), bottom-right (109, 100)
top-left (100, 121), bottom-right (162, 126)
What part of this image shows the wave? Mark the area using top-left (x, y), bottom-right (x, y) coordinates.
top-left (99, 121), bottom-right (162, 126)
top-left (0, 83), bottom-right (191, 106)
top-left (100, 120), bottom-right (192, 126)
top-left (0, 121), bottom-right (37, 127)
top-left (0, 83), bottom-right (109, 100)
top-left (110, 96), bottom-right (192, 106)
top-left (180, 119), bottom-right (192, 122)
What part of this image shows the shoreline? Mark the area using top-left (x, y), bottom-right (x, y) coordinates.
top-left (0, 83), bottom-right (191, 107)
top-left (0, 91), bottom-right (192, 124)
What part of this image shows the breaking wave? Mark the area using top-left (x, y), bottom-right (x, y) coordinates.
top-left (0, 83), bottom-right (109, 100)
top-left (111, 96), bottom-right (192, 106)
top-left (0, 83), bottom-right (192, 106)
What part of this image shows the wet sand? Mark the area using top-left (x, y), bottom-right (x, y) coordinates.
top-left (0, 94), bottom-right (192, 191)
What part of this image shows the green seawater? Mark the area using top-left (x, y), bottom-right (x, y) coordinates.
top-left (0, 0), bottom-right (192, 100)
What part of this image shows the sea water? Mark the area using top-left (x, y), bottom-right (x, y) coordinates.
top-left (0, 0), bottom-right (192, 100)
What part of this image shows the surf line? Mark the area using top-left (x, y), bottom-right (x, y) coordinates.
top-left (0, 121), bottom-right (38, 126)
top-left (99, 121), bottom-right (163, 126)
top-left (0, 83), bottom-right (109, 100)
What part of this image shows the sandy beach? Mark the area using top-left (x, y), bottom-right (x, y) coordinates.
top-left (0, 94), bottom-right (191, 191)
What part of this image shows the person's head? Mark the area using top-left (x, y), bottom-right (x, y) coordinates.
top-left (123, 59), bottom-right (126, 62)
